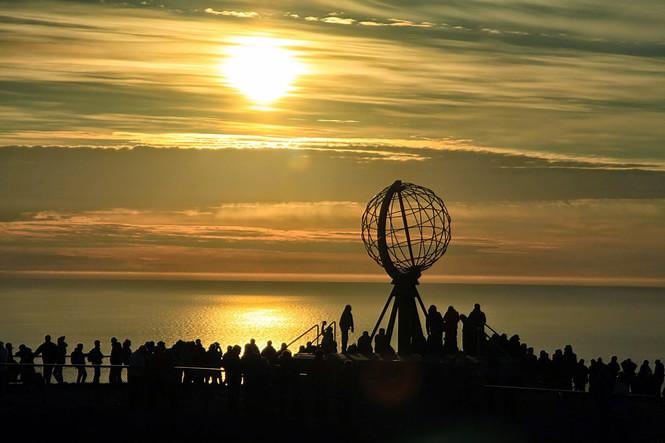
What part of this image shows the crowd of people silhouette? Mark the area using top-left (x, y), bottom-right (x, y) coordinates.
top-left (1, 302), bottom-right (663, 401)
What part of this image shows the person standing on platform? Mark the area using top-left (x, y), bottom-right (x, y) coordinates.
top-left (109, 338), bottom-right (123, 384)
top-left (121, 339), bottom-right (132, 382)
top-left (467, 303), bottom-right (487, 355)
top-left (53, 336), bottom-right (67, 384)
top-left (5, 343), bottom-right (18, 383)
top-left (71, 343), bottom-right (87, 384)
top-left (34, 335), bottom-right (58, 384)
top-left (443, 306), bottom-right (460, 353)
top-left (426, 305), bottom-right (443, 353)
top-left (87, 340), bottom-right (103, 384)
top-left (321, 326), bottom-right (336, 354)
top-left (16, 345), bottom-right (36, 384)
top-left (339, 305), bottom-right (354, 353)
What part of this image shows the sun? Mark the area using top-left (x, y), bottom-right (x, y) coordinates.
top-left (221, 37), bottom-right (305, 108)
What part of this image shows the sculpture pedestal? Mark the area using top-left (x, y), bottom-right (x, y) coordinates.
top-left (371, 275), bottom-right (427, 355)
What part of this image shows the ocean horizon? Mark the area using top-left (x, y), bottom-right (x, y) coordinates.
top-left (2, 276), bottom-right (663, 363)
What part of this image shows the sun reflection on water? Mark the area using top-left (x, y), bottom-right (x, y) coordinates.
top-left (239, 308), bottom-right (283, 328)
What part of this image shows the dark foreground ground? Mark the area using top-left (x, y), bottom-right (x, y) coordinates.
top-left (3, 359), bottom-right (664, 443)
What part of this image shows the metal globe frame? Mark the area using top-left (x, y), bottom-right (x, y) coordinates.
top-left (361, 180), bottom-right (452, 354)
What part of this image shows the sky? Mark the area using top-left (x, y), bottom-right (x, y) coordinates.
top-left (0, 0), bottom-right (664, 285)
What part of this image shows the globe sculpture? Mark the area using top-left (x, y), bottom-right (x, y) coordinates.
top-left (361, 180), bottom-right (451, 354)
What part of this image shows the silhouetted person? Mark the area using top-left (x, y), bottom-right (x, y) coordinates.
top-left (357, 331), bottom-right (373, 355)
top-left (226, 345), bottom-right (242, 411)
top-left (260, 340), bottom-right (277, 363)
top-left (552, 349), bottom-right (566, 388)
top-left (608, 355), bottom-right (620, 382)
top-left (34, 334), bottom-right (57, 384)
top-left (276, 342), bottom-right (291, 359)
top-left (635, 360), bottom-right (652, 395)
top-left (562, 344), bottom-right (577, 390)
top-left (305, 341), bottom-right (317, 353)
top-left (221, 345), bottom-right (234, 386)
top-left (16, 344), bottom-right (36, 384)
top-left (507, 334), bottom-right (522, 358)
top-left (375, 328), bottom-right (386, 354)
top-left (207, 342), bottom-right (223, 384)
top-left (5, 343), bottom-right (18, 383)
top-left (321, 326), bottom-right (336, 354)
top-left (536, 350), bottom-right (551, 387)
top-left (247, 338), bottom-right (260, 356)
top-left (467, 304), bottom-right (486, 355)
top-left (87, 340), bottom-right (103, 384)
top-left (128, 345), bottom-right (147, 385)
top-left (573, 359), bottom-right (588, 391)
top-left (53, 336), bottom-right (67, 384)
top-left (589, 357), bottom-right (612, 399)
top-left (443, 306), bottom-right (460, 353)
top-left (426, 305), bottom-right (443, 353)
top-left (122, 339), bottom-right (132, 365)
top-left (524, 346), bottom-right (538, 382)
top-left (71, 343), bottom-right (87, 383)
top-left (374, 328), bottom-right (394, 356)
top-left (151, 341), bottom-right (174, 391)
top-left (621, 358), bottom-right (637, 392)
top-left (192, 339), bottom-right (206, 383)
top-left (339, 305), bottom-right (354, 353)
top-left (110, 338), bottom-right (123, 384)
top-left (654, 360), bottom-right (664, 397)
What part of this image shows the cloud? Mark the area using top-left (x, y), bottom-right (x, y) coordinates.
top-left (316, 119), bottom-right (359, 123)
top-left (1, 199), bottom-right (664, 284)
top-left (320, 16), bottom-right (356, 25)
top-left (1, 145), bottom-right (664, 225)
top-left (1, 0), bottom-right (663, 163)
top-left (2, 132), bottom-right (663, 170)
top-left (203, 8), bottom-right (259, 18)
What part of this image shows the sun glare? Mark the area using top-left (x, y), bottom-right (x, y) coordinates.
top-left (221, 37), bottom-right (305, 108)
top-left (240, 308), bottom-right (283, 328)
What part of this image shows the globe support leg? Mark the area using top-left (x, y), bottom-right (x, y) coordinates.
top-left (385, 291), bottom-right (399, 341)
top-left (395, 284), bottom-right (424, 354)
top-left (371, 286), bottom-right (397, 338)
top-left (372, 282), bottom-right (426, 355)
top-left (414, 288), bottom-right (428, 318)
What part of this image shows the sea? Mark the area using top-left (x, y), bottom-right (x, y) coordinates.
top-left (1, 278), bottom-right (664, 363)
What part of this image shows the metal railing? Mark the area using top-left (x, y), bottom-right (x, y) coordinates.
top-left (484, 323), bottom-right (500, 337)
top-left (0, 362), bottom-right (225, 371)
top-left (311, 320), bottom-right (336, 348)
top-left (0, 361), bottom-right (228, 385)
top-left (286, 323), bottom-right (320, 349)
top-left (285, 319), bottom-right (338, 351)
